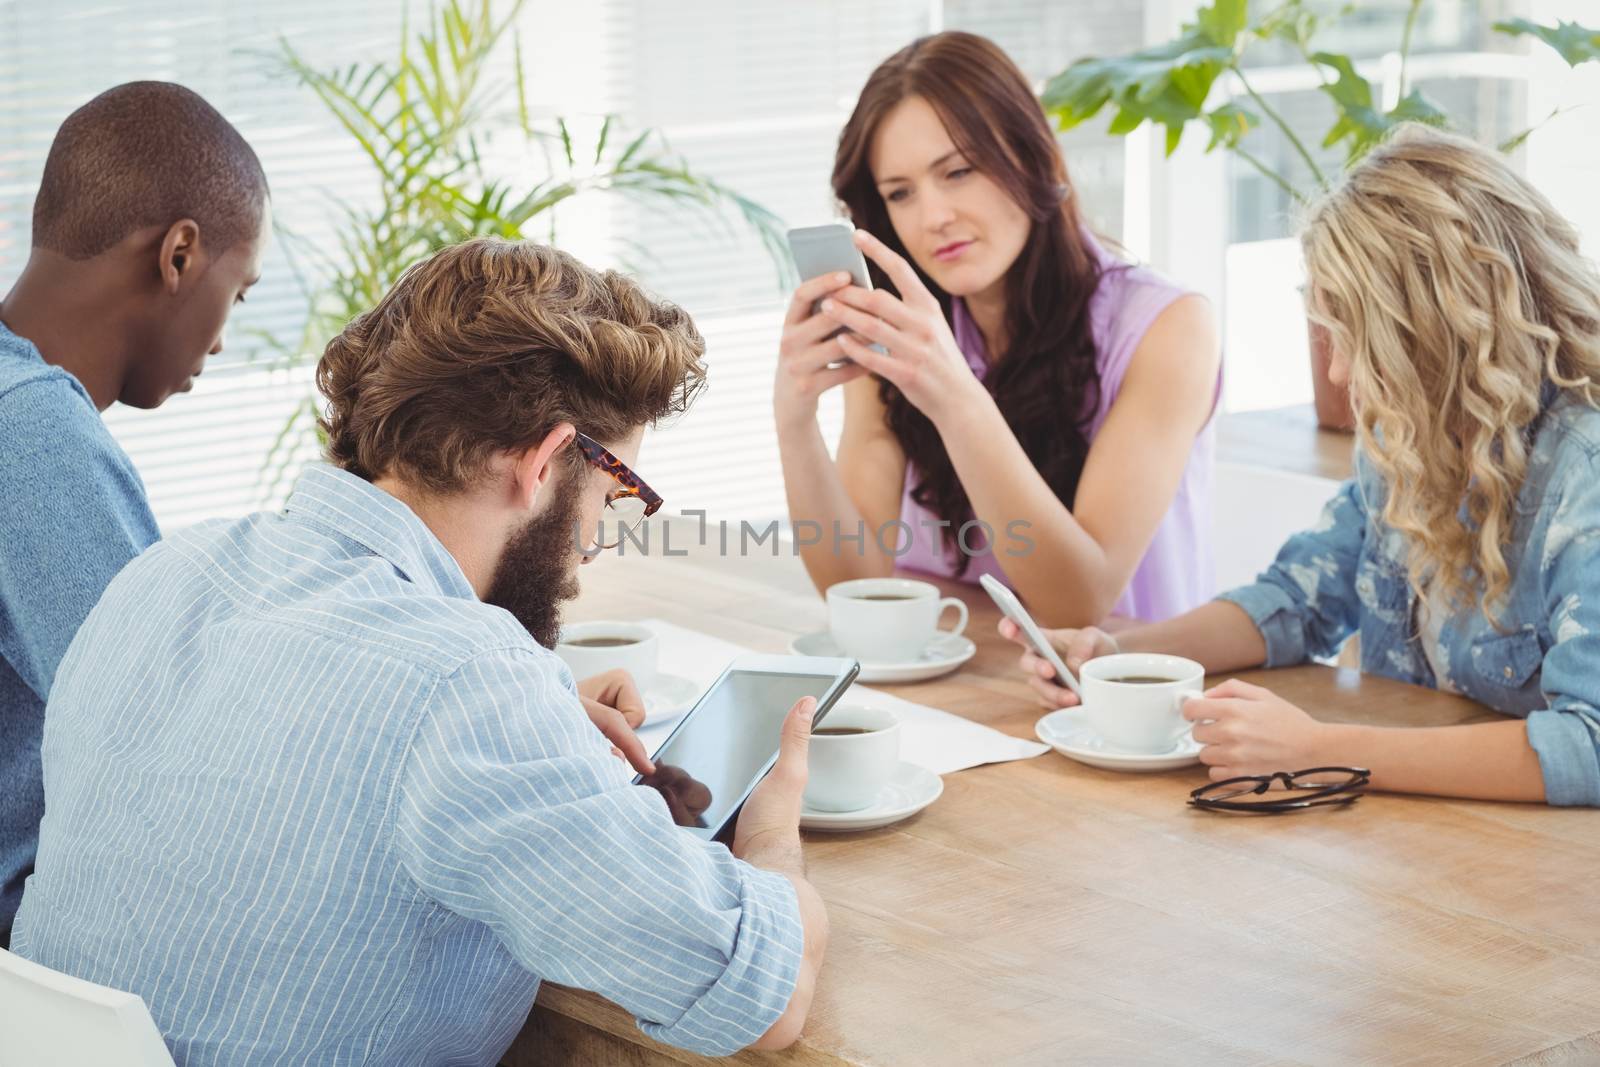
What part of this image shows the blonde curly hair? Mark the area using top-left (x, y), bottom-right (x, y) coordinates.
top-left (1301, 124), bottom-right (1600, 623)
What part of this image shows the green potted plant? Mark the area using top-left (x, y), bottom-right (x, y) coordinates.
top-left (255, 0), bottom-right (787, 496)
top-left (1041, 0), bottom-right (1600, 430)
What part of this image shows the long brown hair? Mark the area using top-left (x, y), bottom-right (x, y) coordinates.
top-left (832, 31), bottom-right (1106, 572)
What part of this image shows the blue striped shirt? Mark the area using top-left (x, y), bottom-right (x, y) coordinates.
top-left (12, 463), bottom-right (803, 1064)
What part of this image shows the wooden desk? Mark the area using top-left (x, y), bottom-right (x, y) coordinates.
top-left (1218, 404), bottom-right (1356, 483)
top-left (506, 535), bottom-right (1598, 1067)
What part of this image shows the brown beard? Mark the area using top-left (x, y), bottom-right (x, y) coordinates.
top-left (483, 470), bottom-right (584, 649)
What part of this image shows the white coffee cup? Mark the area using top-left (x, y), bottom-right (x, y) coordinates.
top-left (826, 578), bottom-right (968, 664)
top-left (803, 703), bottom-right (901, 813)
top-left (554, 621), bottom-right (658, 691)
top-left (1079, 653), bottom-right (1204, 754)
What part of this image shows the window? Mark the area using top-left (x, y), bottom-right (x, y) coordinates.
top-left (2, 1), bottom-right (1167, 531)
top-left (0, 1), bottom-right (403, 527)
top-left (1217, 0), bottom-right (1538, 413)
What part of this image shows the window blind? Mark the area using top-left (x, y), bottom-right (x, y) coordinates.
top-left (0, 0), bottom-right (402, 528)
top-left (1, 0), bottom-right (1150, 532)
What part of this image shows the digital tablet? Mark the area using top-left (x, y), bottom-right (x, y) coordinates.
top-left (636, 653), bottom-right (859, 840)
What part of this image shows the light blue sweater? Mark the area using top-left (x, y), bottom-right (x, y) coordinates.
top-left (0, 319), bottom-right (158, 940)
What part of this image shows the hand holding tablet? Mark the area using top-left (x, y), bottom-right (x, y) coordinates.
top-left (636, 653), bottom-right (859, 841)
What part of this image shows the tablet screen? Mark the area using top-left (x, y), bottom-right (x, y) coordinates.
top-left (645, 670), bottom-right (839, 832)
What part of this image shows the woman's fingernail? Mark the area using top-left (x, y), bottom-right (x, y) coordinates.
top-left (836, 272), bottom-right (850, 283)
top-left (820, 299), bottom-right (835, 313)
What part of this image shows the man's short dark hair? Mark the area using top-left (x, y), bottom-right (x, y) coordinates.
top-left (32, 81), bottom-right (269, 260)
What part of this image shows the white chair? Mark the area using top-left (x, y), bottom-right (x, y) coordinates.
top-left (0, 946), bottom-right (175, 1066)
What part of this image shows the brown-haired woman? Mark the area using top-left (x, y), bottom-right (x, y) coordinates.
top-left (775, 31), bottom-right (1221, 627)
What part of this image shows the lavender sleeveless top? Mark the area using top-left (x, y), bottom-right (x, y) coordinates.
top-left (896, 240), bottom-right (1218, 622)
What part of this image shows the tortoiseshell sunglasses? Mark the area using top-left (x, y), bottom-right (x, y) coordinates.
top-left (573, 431), bottom-right (663, 548)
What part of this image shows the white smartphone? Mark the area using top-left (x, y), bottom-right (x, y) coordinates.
top-left (636, 652), bottom-right (860, 841)
top-left (978, 574), bottom-right (1083, 699)
top-left (785, 222), bottom-right (883, 368)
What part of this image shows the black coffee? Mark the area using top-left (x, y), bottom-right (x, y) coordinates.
top-left (1107, 675), bottom-right (1177, 685)
top-left (852, 594), bottom-right (915, 601)
top-left (814, 726), bottom-right (875, 736)
top-left (566, 637), bottom-right (639, 648)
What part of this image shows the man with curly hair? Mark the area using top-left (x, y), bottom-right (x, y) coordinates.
top-left (12, 238), bottom-right (828, 1064)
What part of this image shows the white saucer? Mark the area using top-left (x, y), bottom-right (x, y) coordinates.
top-left (788, 630), bottom-right (976, 683)
top-left (1034, 708), bottom-right (1202, 772)
top-left (801, 762), bottom-right (944, 832)
top-left (642, 674), bottom-right (701, 725)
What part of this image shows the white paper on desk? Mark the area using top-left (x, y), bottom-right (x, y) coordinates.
top-left (633, 619), bottom-right (1047, 774)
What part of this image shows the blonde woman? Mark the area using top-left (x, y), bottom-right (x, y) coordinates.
top-left (1005, 124), bottom-right (1600, 806)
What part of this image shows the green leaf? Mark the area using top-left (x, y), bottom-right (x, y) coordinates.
top-left (1106, 105), bottom-right (1145, 136)
top-left (259, 0), bottom-right (790, 498)
top-left (1041, 0), bottom-right (1252, 146)
top-left (1164, 123), bottom-right (1183, 157)
top-left (1499, 106), bottom-right (1567, 154)
top-left (1203, 103), bottom-right (1259, 151)
top-left (1045, 36), bottom-right (1230, 116)
top-left (1195, 0), bottom-right (1248, 49)
top-left (1494, 17), bottom-right (1600, 67)
top-left (1312, 52), bottom-right (1384, 155)
top-left (1255, 0), bottom-right (1319, 48)
top-left (1387, 88), bottom-right (1447, 128)
top-left (1312, 52), bottom-right (1447, 161)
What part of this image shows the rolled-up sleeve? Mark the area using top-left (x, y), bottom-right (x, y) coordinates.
top-left (1216, 473), bottom-right (1371, 667)
top-left (393, 648), bottom-right (803, 1055)
top-left (1531, 462), bottom-right (1600, 807)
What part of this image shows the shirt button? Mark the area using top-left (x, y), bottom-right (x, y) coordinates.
top-left (1503, 666), bottom-right (1514, 678)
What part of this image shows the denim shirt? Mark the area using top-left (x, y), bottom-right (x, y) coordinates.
top-left (1219, 394), bottom-right (1600, 807)
top-left (0, 321), bottom-right (159, 939)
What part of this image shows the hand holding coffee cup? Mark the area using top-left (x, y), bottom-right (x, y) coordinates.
top-left (803, 703), bottom-right (900, 812)
top-left (827, 578), bottom-right (967, 663)
top-left (1079, 653), bottom-right (1204, 754)
top-left (998, 620), bottom-right (1119, 709)
top-left (555, 621), bottom-right (659, 692)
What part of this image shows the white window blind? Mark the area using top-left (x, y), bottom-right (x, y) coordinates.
top-left (1, 0), bottom-right (1151, 532)
top-left (0, 0), bottom-right (404, 528)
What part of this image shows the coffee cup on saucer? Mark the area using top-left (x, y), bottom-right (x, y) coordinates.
top-left (554, 621), bottom-right (658, 691)
top-left (825, 578), bottom-right (968, 664)
top-left (1078, 653), bottom-right (1204, 754)
top-left (804, 703), bottom-right (901, 812)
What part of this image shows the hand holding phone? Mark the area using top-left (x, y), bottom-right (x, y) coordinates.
top-left (785, 223), bottom-right (890, 368)
top-left (979, 574), bottom-right (1086, 700)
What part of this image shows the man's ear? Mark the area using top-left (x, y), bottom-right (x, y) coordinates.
top-left (510, 422), bottom-right (578, 512)
top-left (158, 219), bottom-right (203, 294)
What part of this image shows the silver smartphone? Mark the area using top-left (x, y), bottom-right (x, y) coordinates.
top-left (785, 222), bottom-right (878, 367)
top-left (636, 652), bottom-right (860, 841)
top-left (786, 221), bottom-right (873, 293)
top-left (978, 574), bottom-right (1083, 698)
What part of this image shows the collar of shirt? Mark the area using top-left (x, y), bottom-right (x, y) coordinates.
top-left (283, 463), bottom-right (479, 602)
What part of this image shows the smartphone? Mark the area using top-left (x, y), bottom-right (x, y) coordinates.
top-left (978, 574), bottom-right (1083, 699)
top-left (636, 652), bottom-right (860, 841)
top-left (786, 222), bottom-right (873, 294)
top-left (786, 222), bottom-right (879, 368)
